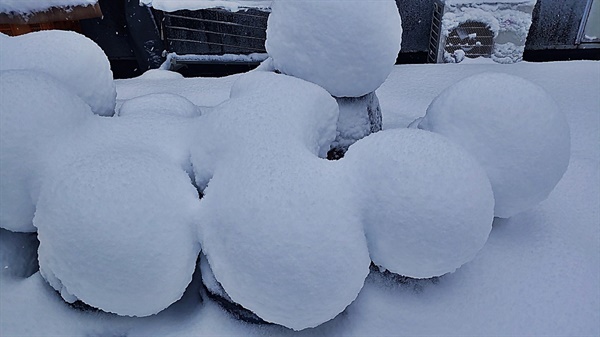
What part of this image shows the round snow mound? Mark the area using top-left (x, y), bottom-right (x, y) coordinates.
top-left (418, 72), bottom-right (571, 218)
top-left (118, 93), bottom-right (202, 118)
top-left (265, 0), bottom-right (402, 97)
top-left (0, 70), bottom-right (92, 233)
top-left (343, 129), bottom-right (495, 278)
top-left (35, 149), bottom-right (201, 317)
top-left (0, 30), bottom-right (116, 116)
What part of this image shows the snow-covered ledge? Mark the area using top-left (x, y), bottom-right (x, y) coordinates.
top-left (140, 0), bottom-right (272, 12)
top-left (0, 0), bottom-right (101, 25)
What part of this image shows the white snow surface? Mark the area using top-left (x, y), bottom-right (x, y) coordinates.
top-left (0, 31), bottom-right (116, 116)
top-left (265, 0), bottom-right (401, 97)
top-left (192, 71), bottom-right (371, 330)
top-left (418, 72), bottom-right (571, 218)
top-left (140, 0), bottom-right (271, 12)
top-left (0, 0), bottom-right (97, 14)
top-left (1, 61), bottom-right (598, 336)
top-left (343, 129), bottom-right (494, 278)
top-left (35, 148), bottom-right (201, 316)
top-left (0, 70), bottom-right (92, 233)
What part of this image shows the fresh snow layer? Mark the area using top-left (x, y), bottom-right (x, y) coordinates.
top-left (140, 0), bottom-right (271, 12)
top-left (118, 93), bottom-right (202, 118)
top-left (265, 0), bottom-right (401, 97)
top-left (343, 129), bottom-right (494, 278)
top-left (0, 0), bottom-right (97, 14)
top-left (0, 70), bottom-right (92, 233)
top-left (192, 72), bottom-right (370, 330)
top-left (418, 72), bottom-right (570, 218)
top-left (0, 31), bottom-right (116, 116)
top-left (34, 148), bottom-right (201, 316)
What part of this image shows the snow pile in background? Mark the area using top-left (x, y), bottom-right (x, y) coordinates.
top-left (265, 0), bottom-right (401, 97)
top-left (0, 31), bottom-right (116, 116)
top-left (0, 0), bottom-right (97, 14)
top-left (140, 0), bottom-right (271, 12)
top-left (418, 72), bottom-right (570, 218)
top-left (0, 70), bottom-right (92, 233)
top-left (118, 93), bottom-right (202, 118)
top-left (192, 71), bottom-right (371, 330)
top-left (35, 148), bottom-right (201, 316)
top-left (343, 129), bottom-right (494, 278)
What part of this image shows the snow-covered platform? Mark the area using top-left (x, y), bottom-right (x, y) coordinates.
top-left (1, 59), bottom-right (598, 336)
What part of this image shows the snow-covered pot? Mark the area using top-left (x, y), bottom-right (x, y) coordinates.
top-left (0, 31), bottom-right (116, 116)
top-left (191, 72), bottom-right (371, 331)
top-left (418, 72), bottom-right (570, 218)
top-left (328, 92), bottom-right (383, 160)
top-left (265, 0), bottom-right (402, 98)
top-left (342, 128), bottom-right (495, 278)
top-left (0, 70), bottom-right (92, 233)
top-left (35, 148), bottom-right (201, 317)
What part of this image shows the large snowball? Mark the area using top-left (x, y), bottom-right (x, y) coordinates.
top-left (0, 70), bottom-right (92, 233)
top-left (418, 72), bottom-right (571, 218)
top-left (343, 129), bottom-right (495, 279)
top-left (192, 72), bottom-right (370, 330)
top-left (265, 0), bottom-right (402, 97)
top-left (0, 31), bottom-right (116, 116)
top-left (35, 149), bottom-right (201, 317)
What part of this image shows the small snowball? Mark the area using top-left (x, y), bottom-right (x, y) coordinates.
top-left (0, 70), bottom-right (92, 233)
top-left (418, 72), bottom-right (571, 218)
top-left (265, 0), bottom-right (402, 97)
top-left (118, 93), bottom-right (202, 118)
top-left (343, 129), bottom-right (494, 279)
top-left (0, 30), bottom-right (116, 116)
top-left (35, 148), bottom-right (201, 317)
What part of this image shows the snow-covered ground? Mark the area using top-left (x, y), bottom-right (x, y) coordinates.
top-left (1, 59), bottom-right (598, 336)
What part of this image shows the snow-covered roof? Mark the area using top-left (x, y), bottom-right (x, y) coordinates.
top-left (140, 0), bottom-right (272, 12)
top-left (0, 0), bottom-right (98, 15)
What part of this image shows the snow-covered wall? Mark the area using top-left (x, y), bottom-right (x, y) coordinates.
top-left (0, 0), bottom-right (97, 14)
